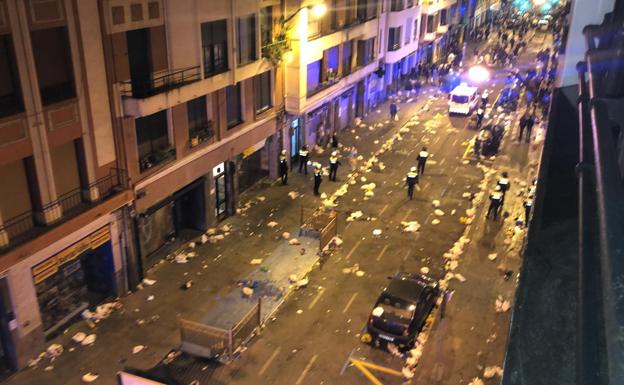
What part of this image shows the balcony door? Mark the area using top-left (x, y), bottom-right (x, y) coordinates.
top-left (127, 28), bottom-right (152, 97)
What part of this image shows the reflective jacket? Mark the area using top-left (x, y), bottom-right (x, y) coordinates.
top-left (406, 172), bottom-right (419, 186)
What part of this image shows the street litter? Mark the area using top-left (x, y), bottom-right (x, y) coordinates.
top-left (355, 270), bottom-right (365, 277)
top-left (296, 309), bottom-right (303, 314)
top-left (188, 242), bottom-right (196, 249)
top-left (46, 344), bottom-right (63, 359)
top-left (288, 238), bottom-right (301, 245)
top-left (401, 221), bottom-right (421, 233)
top-left (347, 211), bottom-right (364, 222)
top-left (181, 280), bottom-right (193, 290)
top-left (288, 191), bottom-right (299, 199)
top-left (488, 253), bottom-right (498, 261)
top-left (320, 192), bottom-right (328, 199)
top-left (82, 334), bottom-right (96, 346)
top-left (495, 296), bottom-right (511, 312)
top-left (372, 229), bottom-right (382, 236)
top-left (147, 295), bottom-right (154, 301)
top-left (142, 278), bottom-right (156, 286)
top-left (432, 199), bottom-right (440, 207)
top-left (242, 287), bottom-right (254, 296)
top-left (132, 345), bottom-right (146, 354)
top-left (267, 221), bottom-right (278, 228)
top-left (432, 219), bottom-right (441, 225)
top-left (468, 377), bottom-right (485, 385)
top-left (175, 254), bottom-right (188, 264)
top-left (343, 263), bottom-right (360, 274)
top-left (282, 232), bottom-right (290, 239)
top-left (434, 209), bottom-right (445, 216)
top-left (420, 267), bottom-right (430, 274)
top-left (462, 192), bottom-right (472, 198)
top-left (200, 234), bottom-right (209, 244)
top-left (484, 366), bottom-right (504, 378)
top-left (82, 373), bottom-right (99, 383)
top-left (250, 259), bottom-right (263, 265)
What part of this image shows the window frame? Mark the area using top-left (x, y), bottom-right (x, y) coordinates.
top-left (253, 71), bottom-right (272, 115)
top-left (388, 27), bottom-right (401, 51)
top-left (0, 34), bottom-right (24, 117)
top-left (226, 83), bottom-right (243, 129)
top-left (201, 19), bottom-right (229, 78)
top-left (237, 13), bottom-right (258, 66)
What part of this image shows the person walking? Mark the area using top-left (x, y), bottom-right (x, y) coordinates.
top-left (313, 164), bottom-right (322, 196)
top-left (279, 149), bottom-right (288, 185)
top-left (476, 107), bottom-right (485, 128)
top-left (417, 146), bottom-right (429, 175)
top-left (474, 134), bottom-right (483, 160)
top-left (329, 151), bottom-right (341, 181)
top-left (406, 166), bottom-right (419, 200)
top-left (486, 185), bottom-right (504, 220)
top-left (481, 91), bottom-right (489, 108)
top-left (390, 102), bottom-right (399, 121)
top-left (524, 193), bottom-right (534, 227)
top-left (497, 171), bottom-right (511, 205)
top-left (298, 145), bottom-right (310, 174)
top-left (331, 133), bottom-right (339, 148)
top-left (348, 146), bottom-right (358, 172)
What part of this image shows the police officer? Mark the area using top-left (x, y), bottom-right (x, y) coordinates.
top-left (417, 146), bottom-right (429, 175)
top-left (486, 185), bottom-right (504, 220)
top-left (497, 171), bottom-right (511, 204)
top-left (313, 164), bottom-right (322, 196)
top-left (298, 145), bottom-right (309, 174)
top-left (279, 150), bottom-right (288, 185)
top-left (476, 108), bottom-right (485, 128)
top-left (524, 193), bottom-right (534, 227)
top-left (329, 151), bottom-right (341, 181)
top-left (481, 91), bottom-right (489, 108)
top-left (406, 166), bottom-right (419, 200)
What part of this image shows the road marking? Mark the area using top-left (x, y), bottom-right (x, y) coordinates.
top-left (350, 358), bottom-right (403, 385)
top-left (308, 287), bottom-right (326, 309)
top-left (375, 245), bottom-right (389, 261)
top-left (295, 354), bottom-right (318, 385)
top-left (345, 240), bottom-right (362, 260)
top-left (258, 346), bottom-right (281, 376)
top-left (402, 249), bottom-right (411, 261)
top-left (433, 136), bottom-right (441, 145)
top-left (452, 138), bottom-right (458, 147)
top-left (343, 292), bottom-right (358, 314)
top-left (440, 158), bottom-right (445, 166)
top-left (378, 203), bottom-right (389, 216)
top-left (401, 208), bottom-right (413, 221)
top-left (345, 221), bottom-right (352, 230)
top-left (462, 140), bottom-right (473, 159)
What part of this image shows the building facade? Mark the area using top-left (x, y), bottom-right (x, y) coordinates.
top-left (0, 0), bottom-right (132, 371)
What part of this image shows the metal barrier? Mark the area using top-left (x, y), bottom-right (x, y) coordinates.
top-left (319, 215), bottom-right (338, 251)
top-left (299, 207), bottom-right (338, 250)
top-left (177, 299), bottom-right (261, 363)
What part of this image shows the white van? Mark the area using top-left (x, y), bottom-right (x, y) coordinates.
top-left (448, 84), bottom-right (479, 115)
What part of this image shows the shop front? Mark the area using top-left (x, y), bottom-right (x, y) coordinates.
top-left (136, 178), bottom-right (207, 268)
top-left (31, 226), bottom-right (115, 336)
top-left (238, 139), bottom-right (270, 193)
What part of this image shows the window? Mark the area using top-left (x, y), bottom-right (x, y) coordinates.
top-left (148, 2), bottom-right (160, 19)
top-left (130, 3), bottom-right (143, 21)
top-left (307, 60), bottom-right (322, 94)
top-left (260, 7), bottom-right (272, 48)
top-left (356, 0), bottom-right (377, 21)
top-left (391, 0), bottom-right (404, 12)
top-left (357, 37), bottom-right (374, 66)
top-left (225, 83), bottom-right (242, 128)
top-left (405, 18), bottom-right (412, 45)
top-left (253, 71), bottom-right (272, 114)
top-left (414, 19), bottom-right (419, 40)
top-left (187, 96), bottom-right (212, 147)
top-left (342, 40), bottom-right (353, 76)
top-left (237, 14), bottom-right (257, 65)
top-left (0, 34), bottom-right (24, 117)
top-left (31, 27), bottom-right (75, 106)
top-left (136, 110), bottom-right (171, 171)
top-left (112, 6), bottom-right (125, 24)
top-left (388, 27), bottom-right (401, 51)
top-left (201, 20), bottom-right (228, 77)
top-left (426, 15), bottom-right (434, 33)
top-left (324, 45), bottom-right (339, 81)
top-left (440, 9), bottom-right (448, 26)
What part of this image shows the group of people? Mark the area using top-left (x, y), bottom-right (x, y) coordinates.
top-left (486, 171), bottom-right (533, 226)
top-left (278, 133), bottom-right (362, 197)
top-left (405, 147), bottom-right (429, 200)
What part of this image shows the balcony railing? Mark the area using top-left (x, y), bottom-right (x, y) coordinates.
top-left (0, 168), bottom-right (127, 252)
top-left (120, 66), bottom-right (201, 98)
top-left (307, 74), bottom-right (340, 98)
top-left (139, 147), bottom-right (176, 172)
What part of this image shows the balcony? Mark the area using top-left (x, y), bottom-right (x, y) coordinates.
top-left (307, 72), bottom-right (341, 98)
top-left (0, 168), bottom-right (128, 253)
top-left (139, 147), bottom-right (176, 173)
top-left (189, 121), bottom-right (214, 148)
top-left (501, 15), bottom-right (624, 385)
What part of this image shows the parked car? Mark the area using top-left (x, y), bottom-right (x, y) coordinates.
top-left (367, 273), bottom-right (440, 349)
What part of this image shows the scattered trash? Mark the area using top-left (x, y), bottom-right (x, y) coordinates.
top-left (46, 344), bottom-right (63, 359)
top-left (296, 309), bottom-right (303, 315)
top-left (432, 219), bottom-right (441, 225)
top-left (142, 278), bottom-right (156, 286)
top-left (282, 232), bottom-right (291, 239)
top-left (289, 238), bottom-right (301, 245)
top-left (72, 332), bottom-right (86, 344)
top-left (468, 378), bottom-right (485, 385)
top-left (242, 287), bottom-right (254, 296)
top-left (343, 264), bottom-right (360, 274)
top-left (434, 209), bottom-right (445, 216)
top-left (347, 210), bottom-right (364, 222)
top-left (188, 242), bottom-right (196, 249)
top-left (267, 221), bottom-right (279, 228)
top-left (495, 296), bottom-right (511, 313)
top-left (147, 295), bottom-right (154, 301)
top-left (488, 253), bottom-right (497, 261)
top-left (420, 267), bottom-right (430, 274)
top-left (132, 345), bottom-right (146, 354)
top-left (288, 191), bottom-right (299, 199)
top-left (483, 366), bottom-right (504, 378)
top-left (250, 259), bottom-right (263, 265)
top-left (81, 373), bottom-right (99, 383)
top-left (81, 334), bottom-right (96, 346)
top-left (432, 200), bottom-right (440, 208)
top-left (372, 229), bottom-right (382, 236)
top-left (355, 270), bottom-right (365, 277)
top-left (401, 221), bottom-right (421, 233)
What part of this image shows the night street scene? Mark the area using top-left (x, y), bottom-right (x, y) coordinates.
top-left (0, 0), bottom-right (621, 384)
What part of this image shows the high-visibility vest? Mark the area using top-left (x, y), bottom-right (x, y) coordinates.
top-left (418, 151), bottom-right (429, 159)
top-left (330, 156), bottom-right (338, 164)
top-left (491, 192), bottom-right (503, 202)
top-left (299, 149), bottom-right (309, 157)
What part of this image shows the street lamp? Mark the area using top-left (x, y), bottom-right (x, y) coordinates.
top-left (467, 65), bottom-right (490, 84)
top-left (283, 2), bottom-right (327, 24)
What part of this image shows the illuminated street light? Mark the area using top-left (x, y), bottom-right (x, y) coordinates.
top-left (468, 65), bottom-right (490, 84)
top-left (311, 3), bottom-right (328, 19)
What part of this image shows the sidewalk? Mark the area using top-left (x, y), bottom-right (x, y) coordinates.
top-left (4, 80), bottom-right (435, 385)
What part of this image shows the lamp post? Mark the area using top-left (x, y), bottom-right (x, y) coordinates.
top-left (283, 2), bottom-right (327, 24)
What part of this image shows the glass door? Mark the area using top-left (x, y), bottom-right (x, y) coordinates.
top-left (213, 163), bottom-right (227, 219)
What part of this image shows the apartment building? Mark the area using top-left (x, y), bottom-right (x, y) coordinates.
top-left (0, 0), bottom-right (132, 371)
top-left (101, 0), bottom-right (285, 271)
top-left (418, 0), bottom-right (460, 64)
top-left (382, 0), bottom-right (422, 93)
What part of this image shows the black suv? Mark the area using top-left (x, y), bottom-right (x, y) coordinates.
top-left (367, 273), bottom-right (440, 349)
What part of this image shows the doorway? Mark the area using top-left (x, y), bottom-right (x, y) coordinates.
top-left (356, 81), bottom-right (365, 117)
top-left (126, 28), bottom-right (152, 97)
top-left (214, 163), bottom-right (228, 220)
top-left (290, 119), bottom-right (300, 158)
